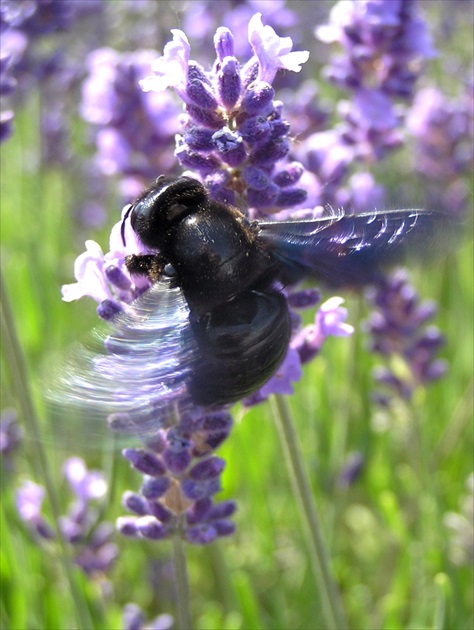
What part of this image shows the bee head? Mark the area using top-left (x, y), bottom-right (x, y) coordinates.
top-left (123, 176), bottom-right (208, 250)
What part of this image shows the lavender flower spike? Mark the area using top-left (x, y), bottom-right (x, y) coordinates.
top-left (117, 410), bottom-right (237, 546)
top-left (306, 0), bottom-right (437, 176)
top-left (139, 13), bottom-right (310, 210)
top-left (16, 459), bottom-right (118, 580)
top-left (366, 270), bottom-right (447, 403)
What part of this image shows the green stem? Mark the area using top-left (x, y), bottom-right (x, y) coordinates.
top-left (433, 379), bottom-right (473, 465)
top-left (270, 394), bottom-right (348, 630)
top-left (0, 272), bottom-right (93, 630)
top-left (172, 532), bottom-right (192, 630)
top-left (433, 573), bottom-right (450, 630)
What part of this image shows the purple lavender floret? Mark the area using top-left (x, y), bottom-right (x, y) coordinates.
top-left (0, 51), bottom-right (16, 142)
top-left (0, 408), bottom-right (23, 468)
top-left (292, 297), bottom-right (354, 366)
top-left (16, 480), bottom-right (55, 540)
top-left (337, 451), bottom-right (365, 489)
top-left (16, 457), bottom-right (118, 579)
top-left (366, 270), bottom-right (448, 402)
top-left (181, 0), bottom-right (298, 60)
top-left (122, 603), bottom-right (174, 630)
top-left (61, 207), bottom-right (153, 318)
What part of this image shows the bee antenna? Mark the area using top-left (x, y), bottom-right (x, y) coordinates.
top-left (120, 204), bottom-right (134, 247)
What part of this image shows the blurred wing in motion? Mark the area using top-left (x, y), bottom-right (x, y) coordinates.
top-left (48, 279), bottom-right (199, 446)
top-left (259, 208), bottom-right (451, 287)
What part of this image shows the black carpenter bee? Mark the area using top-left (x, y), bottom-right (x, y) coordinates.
top-left (57, 175), bottom-right (448, 439)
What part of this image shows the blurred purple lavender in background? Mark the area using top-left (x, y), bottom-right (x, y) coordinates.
top-left (16, 457), bottom-right (118, 584)
top-left (366, 270), bottom-right (447, 403)
top-left (293, 0), bottom-right (437, 210)
top-left (80, 48), bottom-right (181, 204)
top-left (0, 0), bottom-right (104, 158)
top-left (316, 0), bottom-right (436, 97)
top-left (337, 451), bottom-right (365, 489)
top-left (408, 85), bottom-right (473, 216)
top-left (0, 0), bottom-right (102, 37)
top-left (122, 602), bottom-right (173, 630)
top-left (0, 51), bottom-right (16, 142)
top-left (0, 408), bottom-right (23, 471)
top-left (304, 0), bottom-right (456, 405)
top-left (16, 479), bottom-right (56, 539)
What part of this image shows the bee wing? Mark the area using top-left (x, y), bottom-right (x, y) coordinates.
top-left (48, 279), bottom-right (199, 446)
top-left (258, 208), bottom-right (450, 287)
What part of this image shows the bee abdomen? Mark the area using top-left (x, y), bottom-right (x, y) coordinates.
top-left (189, 289), bottom-right (291, 406)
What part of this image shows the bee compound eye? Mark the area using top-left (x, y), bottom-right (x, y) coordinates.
top-left (163, 263), bottom-right (177, 278)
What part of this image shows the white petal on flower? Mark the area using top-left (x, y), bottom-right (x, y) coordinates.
top-left (278, 50), bottom-right (310, 73)
top-left (315, 1), bottom-right (357, 43)
top-left (140, 29), bottom-right (190, 97)
top-left (83, 472), bottom-right (108, 499)
top-left (16, 480), bottom-right (45, 521)
top-left (61, 282), bottom-right (88, 302)
top-left (248, 13), bottom-right (309, 84)
top-left (61, 240), bottom-right (113, 304)
top-left (318, 297), bottom-right (354, 337)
